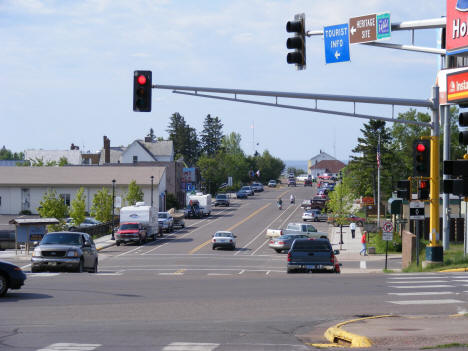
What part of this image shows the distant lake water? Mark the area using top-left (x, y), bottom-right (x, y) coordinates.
top-left (284, 160), bottom-right (308, 172)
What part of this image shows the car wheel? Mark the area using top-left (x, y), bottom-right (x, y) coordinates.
top-left (0, 274), bottom-right (8, 296)
top-left (75, 259), bottom-right (84, 273)
top-left (89, 259), bottom-right (98, 273)
top-left (31, 266), bottom-right (41, 273)
top-left (231, 246), bottom-right (236, 251)
top-left (275, 249), bottom-right (282, 253)
top-left (116, 241), bottom-right (120, 246)
top-left (212, 246), bottom-right (216, 250)
top-left (314, 218), bottom-right (319, 222)
top-left (138, 237), bottom-right (143, 246)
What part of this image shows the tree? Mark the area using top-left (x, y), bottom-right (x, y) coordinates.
top-left (326, 179), bottom-right (355, 227)
top-left (90, 188), bottom-right (113, 223)
top-left (69, 187), bottom-right (86, 227)
top-left (200, 114), bottom-right (223, 156)
top-left (221, 132), bottom-right (243, 155)
top-left (0, 146), bottom-right (24, 160)
top-left (37, 189), bottom-right (69, 231)
top-left (58, 157), bottom-right (69, 166)
top-left (249, 150), bottom-right (285, 184)
top-left (167, 112), bottom-right (200, 166)
top-left (126, 180), bottom-right (144, 205)
top-left (197, 153), bottom-right (227, 195)
top-left (287, 167), bottom-right (306, 176)
top-left (146, 128), bottom-right (156, 142)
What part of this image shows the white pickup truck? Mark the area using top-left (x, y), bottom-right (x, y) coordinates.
top-left (266, 222), bottom-right (328, 239)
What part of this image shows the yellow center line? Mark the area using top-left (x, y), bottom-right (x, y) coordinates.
top-left (174, 269), bottom-right (186, 274)
top-left (189, 203), bottom-right (271, 254)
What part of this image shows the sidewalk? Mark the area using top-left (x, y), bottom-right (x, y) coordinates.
top-left (301, 314), bottom-right (468, 349)
top-left (94, 234), bottom-right (116, 251)
top-left (328, 225), bottom-right (402, 273)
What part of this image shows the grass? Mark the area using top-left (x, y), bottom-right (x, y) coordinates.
top-left (420, 343), bottom-right (468, 349)
top-left (368, 231), bottom-right (402, 254)
top-left (403, 243), bottom-right (468, 272)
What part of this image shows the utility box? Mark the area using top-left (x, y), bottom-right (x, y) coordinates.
top-left (402, 230), bottom-right (416, 269)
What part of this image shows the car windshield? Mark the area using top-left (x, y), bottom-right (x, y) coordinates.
top-left (217, 195), bottom-right (227, 199)
top-left (306, 225), bottom-right (317, 232)
top-left (214, 232), bottom-right (232, 237)
top-left (158, 213), bottom-right (168, 218)
top-left (241, 186), bottom-right (250, 190)
top-left (293, 240), bottom-right (331, 252)
top-left (120, 223), bottom-right (139, 230)
top-left (40, 233), bottom-right (82, 246)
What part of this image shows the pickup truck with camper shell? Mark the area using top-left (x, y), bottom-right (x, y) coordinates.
top-left (287, 238), bottom-right (341, 274)
top-left (187, 193), bottom-right (212, 216)
top-left (117, 202), bottom-right (159, 246)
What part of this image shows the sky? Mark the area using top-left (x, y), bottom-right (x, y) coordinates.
top-left (0, 0), bottom-right (446, 162)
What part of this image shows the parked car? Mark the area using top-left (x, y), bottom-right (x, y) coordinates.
top-left (268, 234), bottom-right (309, 253)
top-left (0, 260), bottom-right (27, 296)
top-left (240, 186), bottom-right (254, 196)
top-left (287, 179), bottom-right (296, 187)
top-left (304, 178), bottom-right (313, 186)
top-left (251, 182), bottom-right (264, 192)
top-left (116, 222), bottom-right (147, 246)
top-left (212, 231), bottom-right (236, 250)
top-left (158, 212), bottom-right (174, 232)
top-left (302, 209), bottom-right (328, 222)
top-left (267, 180), bottom-right (277, 187)
top-left (31, 232), bottom-right (98, 273)
top-left (287, 238), bottom-right (341, 274)
top-left (66, 217), bottom-right (102, 230)
top-left (214, 194), bottom-right (230, 207)
top-left (327, 214), bottom-right (365, 227)
top-left (236, 189), bottom-right (249, 199)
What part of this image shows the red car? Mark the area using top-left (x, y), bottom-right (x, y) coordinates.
top-left (115, 222), bottom-right (147, 246)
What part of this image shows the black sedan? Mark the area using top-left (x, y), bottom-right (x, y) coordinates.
top-left (0, 260), bottom-right (27, 297)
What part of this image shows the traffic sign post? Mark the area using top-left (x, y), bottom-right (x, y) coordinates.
top-left (382, 221), bottom-right (393, 270)
top-left (323, 23), bottom-right (350, 64)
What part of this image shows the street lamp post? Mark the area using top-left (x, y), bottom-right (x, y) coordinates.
top-left (111, 179), bottom-right (116, 240)
top-left (151, 175), bottom-right (154, 207)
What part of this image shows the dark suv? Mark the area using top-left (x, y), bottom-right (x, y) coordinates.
top-left (214, 194), bottom-right (230, 207)
top-left (288, 179), bottom-right (296, 187)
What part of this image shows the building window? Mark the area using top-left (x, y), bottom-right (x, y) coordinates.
top-left (60, 194), bottom-right (71, 206)
top-left (133, 156), bottom-right (138, 164)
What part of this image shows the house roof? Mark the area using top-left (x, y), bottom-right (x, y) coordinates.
top-left (99, 146), bottom-right (126, 164)
top-left (309, 160), bottom-right (346, 173)
top-left (0, 166), bottom-right (165, 187)
top-left (137, 140), bottom-right (174, 159)
top-left (309, 151), bottom-right (337, 164)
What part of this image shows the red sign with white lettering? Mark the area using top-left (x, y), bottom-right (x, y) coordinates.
top-left (447, 69), bottom-right (468, 103)
top-left (446, 0), bottom-right (468, 55)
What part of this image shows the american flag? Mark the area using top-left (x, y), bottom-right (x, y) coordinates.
top-left (376, 142), bottom-right (381, 169)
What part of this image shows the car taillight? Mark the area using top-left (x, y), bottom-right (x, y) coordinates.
top-left (287, 252), bottom-right (291, 262)
top-left (278, 241), bottom-right (284, 245)
top-left (330, 253), bottom-right (335, 264)
top-left (269, 240), bottom-right (274, 244)
top-left (212, 239), bottom-right (216, 243)
top-left (229, 239), bottom-right (233, 243)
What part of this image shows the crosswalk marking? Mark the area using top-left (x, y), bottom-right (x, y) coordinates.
top-left (37, 343), bottom-right (101, 351)
top-left (387, 299), bottom-right (464, 305)
top-left (388, 291), bottom-right (455, 296)
top-left (388, 285), bottom-right (454, 289)
top-left (27, 273), bottom-right (61, 277)
top-left (162, 342), bottom-right (219, 351)
top-left (452, 280), bottom-right (468, 282)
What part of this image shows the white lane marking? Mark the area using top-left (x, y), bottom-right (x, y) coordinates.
top-left (388, 285), bottom-right (455, 289)
top-left (27, 273), bottom-right (61, 277)
top-left (266, 270), bottom-right (271, 275)
top-left (207, 273), bottom-right (232, 276)
top-left (389, 280), bottom-right (449, 284)
top-left (234, 203), bottom-right (294, 256)
top-left (159, 272), bottom-right (184, 275)
top-left (388, 276), bottom-right (449, 280)
top-left (95, 272), bottom-right (122, 276)
top-left (452, 280), bottom-right (468, 282)
top-left (387, 299), bottom-right (465, 305)
top-left (250, 204), bottom-right (301, 256)
top-left (141, 208), bottom-right (231, 255)
top-left (388, 291), bottom-right (455, 296)
top-left (238, 269), bottom-right (245, 275)
top-left (388, 273), bottom-right (438, 276)
top-left (37, 343), bottom-right (101, 351)
top-left (162, 342), bottom-right (219, 351)
top-left (360, 260), bottom-right (366, 269)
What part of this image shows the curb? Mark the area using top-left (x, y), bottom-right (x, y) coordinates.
top-left (322, 315), bottom-right (394, 348)
top-left (439, 267), bottom-right (468, 272)
top-left (96, 241), bottom-right (115, 251)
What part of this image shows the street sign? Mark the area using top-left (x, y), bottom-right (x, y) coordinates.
top-left (382, 221), bottom-right (393, 233)
top-left (115, 196), bottom-right (122, 208)
top-left (382, 231), bottom-right (393, 241)
top-left (446, 0), bottom-right (468, 55)
top-left (447, 68), bottom-right (468, 104)
top-left (349, 14), bottom-right (377, 44)
top-left (409, 201), bottom-right (425, 220)
top-left (323, 23), bottom-right (350, 64)
top-left (376, 13), bottom-right (391, 39)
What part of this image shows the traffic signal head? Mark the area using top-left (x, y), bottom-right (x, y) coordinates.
top-left (459, 112), bottom-right (468, 145)
top-left (133, 70), bottom-right (152, 112)
top-left (286, 14), bottom-right (306, 70)
top-left (396, 180), bottom-right (411, 200)
top-left (413, 139), bottom-right (431, 177)
top-left (418, 180), bottom-right (430, 200)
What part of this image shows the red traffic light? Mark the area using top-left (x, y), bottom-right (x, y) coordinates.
top-left (137, 75), bottom-right (147, 85)
top-left (416, 143), bottom-right (426, 152)
top-left (420, 180), bottom-right (428, 189)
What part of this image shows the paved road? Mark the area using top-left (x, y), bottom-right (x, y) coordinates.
top-left (2, 185), bottom-right (467, 350)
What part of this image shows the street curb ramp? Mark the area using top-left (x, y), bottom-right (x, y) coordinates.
top-left (323, 315), bottom-right (394, 348)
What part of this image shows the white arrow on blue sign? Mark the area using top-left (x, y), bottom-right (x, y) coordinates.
top-left (324, 23), bottom-right (350, 64)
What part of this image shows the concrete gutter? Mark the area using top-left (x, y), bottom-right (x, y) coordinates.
top-left (321, 315), bottom-right (394, 348)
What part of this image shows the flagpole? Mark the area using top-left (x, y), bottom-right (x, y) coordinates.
top-left (377, 133), bottom-right (381, 228)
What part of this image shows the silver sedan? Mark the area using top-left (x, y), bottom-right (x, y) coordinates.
top-left (268, 234), bottom-right (309, 253)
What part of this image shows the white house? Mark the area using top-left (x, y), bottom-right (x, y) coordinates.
top-left (0, 166), bottom-right (166, 215)
top-left (120, 140), bottom-right (174, 163)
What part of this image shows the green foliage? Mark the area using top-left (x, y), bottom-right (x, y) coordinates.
top-left (146, 128), bottom-right (157, 142)
top-left (368, 231), bottom-right (402, 253)
top-left (166, 193), bottom-right (179, 210)
top-left (200, 114), bottom-right (223, 156)
top-left (69, 187), bottom-right (86, 227)
top-left (221, 132), bottom-right (243, 155)
top-left (0, 146), bottom-right (24, 160)
top-left (90, 188), bottom-right (113, 223)
top-left (167, 112), bottom-right (200, 166)
top-left (287, 167), bottom-right (306, 176)
top-left (197, 153), bottom-right (227, 195)
top-left (58, 157), bottom-right (68, 166)
top-left (125, 180), bottom-right (144, 206)
top-left (248, 150), bottom-right (285, 184)
top-left (326, 180), bottom-right (355, 226)
top-left (37, 189), bottom-right (69, 231)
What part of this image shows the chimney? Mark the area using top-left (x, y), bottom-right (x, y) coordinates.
top-left (103, 136), bottom-right (110, 164)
